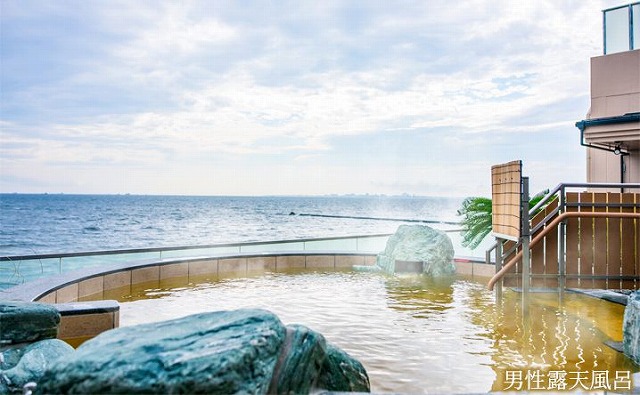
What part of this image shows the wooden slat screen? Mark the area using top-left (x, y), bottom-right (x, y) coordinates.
top-left (491, 161), bottom-right (522, 241)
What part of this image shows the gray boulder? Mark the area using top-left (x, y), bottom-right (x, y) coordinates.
top-left (376, 225), bottom-right (455, 275)
top-left (0, 339), bottom-right (74, 394)
top-left (37, 308), bottom-right (370, 394)
top-left (0, 302), bottom-right (60, 345)
top-left (623, 291), bottom-right (640, 365)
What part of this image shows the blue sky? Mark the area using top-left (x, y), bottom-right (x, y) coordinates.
top-left (0, 0), bottom-right (623, 196)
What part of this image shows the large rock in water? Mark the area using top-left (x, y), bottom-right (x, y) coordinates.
top-left (0, 302), bottom-right (60, 345)
top-left (623, 291), bottom-right (640, 365)
top-left (376, 225), bottom-right (455, 275)
top-left (37, 308), bottom-right (370, 394)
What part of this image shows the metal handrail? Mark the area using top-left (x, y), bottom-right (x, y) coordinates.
top-left (487, 211), bottom-right (640, 290)
top-left (530, 182), bottom-right (640, 214)
top-left (0, 233), bottom-right (394, 262)
top-left (485, 182), bottom-right (640, 265)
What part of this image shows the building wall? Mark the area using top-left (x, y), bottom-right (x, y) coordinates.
top-left (587, 148), bottom-right (640, 192)
top-left (590, 49), bottom-right (640, 119)
top-left (587, 148), bottom-right (621, 183)
top-left (585, 49), bottom-right (639, 192)
top-left (627, 153), bottom-right (640, 185)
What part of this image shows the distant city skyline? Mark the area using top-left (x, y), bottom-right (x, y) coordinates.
top-left (0, 1), bottom-right (623, 197)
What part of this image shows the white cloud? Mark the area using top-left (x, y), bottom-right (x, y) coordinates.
top-left (1, 0), bottom-right (619, 195)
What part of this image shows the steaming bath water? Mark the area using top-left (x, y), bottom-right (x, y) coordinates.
top-left (117, 270), bottom-right (636, 393)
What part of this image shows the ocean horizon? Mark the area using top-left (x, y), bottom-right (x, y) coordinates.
top-left (0, 193), bottom-right (471, 257)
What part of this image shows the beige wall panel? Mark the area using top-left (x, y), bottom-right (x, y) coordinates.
top-left (454, 261), bottom-right (473, 276)
top-left (305, 255), bottom-right (334, 269)
top-left (160, 263), bottom-right (189, 280)
top-left (59, 313), bottom-right (116, 338)
top-left (37, 292), bottom-right (56, 304)
top-left (363, 256), bottom-right (377, 266)
top-left (56, 284), bottom-right (79, 303)
top-left (473, 263), bottom-right (496, 278)
top-left (104, 271), bottom-right (132, 291)
top-left (218, 258), bottom-right (247, 275)
top-left (336, 255), bottom-right (365, 268)
top-left (247, 257), bottom-right (276, 272)
top-left (626, 153), bottom-right (640, 186)
top-left (78, 277), bottom-right (104, 299)
top-left (189, 259), bottom-right (218, 276)
top-left (276, 255), bottom-right (305, 270)
top-left (587, 148), bottom-right (621, 187)
top-left (591, 50), bottom-right (640, 97)
top-left (132, 266), bottom-right (160, 284)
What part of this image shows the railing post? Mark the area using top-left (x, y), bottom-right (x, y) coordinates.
top-left (558, 221), bottom-right (566, 300)
top-left (521, 177), bottom-right (531, 308)
top-left (495, 240), bottom-right (503, 300)
top-left (558, 186), bottom-right (566, 297)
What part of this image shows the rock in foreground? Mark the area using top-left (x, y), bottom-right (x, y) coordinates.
top-left (37, 308), bottom-right (370, 394)
top-left (376, 225), bottom-right (455, 276)
top-left (317, 343), bottom-right (370, 392)
top-left (623, 291), bottom-right (640, 365)
top-left (0, 302), bottom-right (60, 345)
top-left (0, 339), bottom-right (74, 394)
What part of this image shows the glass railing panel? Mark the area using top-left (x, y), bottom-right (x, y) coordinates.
top-left (303, 238), bottom-right (357, 251)
top-left (60, 256), bottom-right (107, 273)
top-left (605, 6), bottom-right (632, 54)
top-left (239, 241), bottom-right (305, 253)
top-left (633, 4), bottom-right (639, 49)
top-left (0, 233), bottom-right (491, 291)
top-left (0, 258), bottom-right (62, 286)
top-left (161, 246), bottom-right (241, 259)
top-left (447, 231), bottom-right (494, 259)
top-left (354, 236), bottom-right (390, 252)
top-left (60, 252), bottom-right (160, 273)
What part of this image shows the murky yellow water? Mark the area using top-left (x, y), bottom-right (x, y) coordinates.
top-left (117, 270), bottom-right (637, 393)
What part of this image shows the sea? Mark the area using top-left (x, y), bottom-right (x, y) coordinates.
top-left (0, 193), bottom-right (467, 257)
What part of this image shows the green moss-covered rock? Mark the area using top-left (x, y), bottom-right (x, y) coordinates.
top-left (0, 339), bottom-right (74, 394)
top-left (37, 309), bottom-right (286, 394)
top-left (317, 343), bottom-right (370, 392)
top-left (623, 291), bottom-right (640, 365)
top-left (0, 302), bottom-right (60, 345)
top-left (376, 225), bottom-right (455, 276)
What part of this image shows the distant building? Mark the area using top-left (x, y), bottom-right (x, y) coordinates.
top-left (576, 2), bottom-right (640, 192)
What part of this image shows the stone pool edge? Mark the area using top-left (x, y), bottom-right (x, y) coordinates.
top-left (0, 252), bottom-right (490, 346)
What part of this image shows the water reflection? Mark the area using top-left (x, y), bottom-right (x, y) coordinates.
top-left (465, 286), bottom-right (634, 391)
top-left (380, 274), bottom-right (637, 391)
top-left (384, 275), bottom-right (455, 319)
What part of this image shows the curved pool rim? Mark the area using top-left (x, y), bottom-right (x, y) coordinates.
top-left (1, 251), bottom-right (490, 303)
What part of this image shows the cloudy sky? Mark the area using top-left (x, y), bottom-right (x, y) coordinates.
top-left (0, 0), bottom-right (624, 197)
